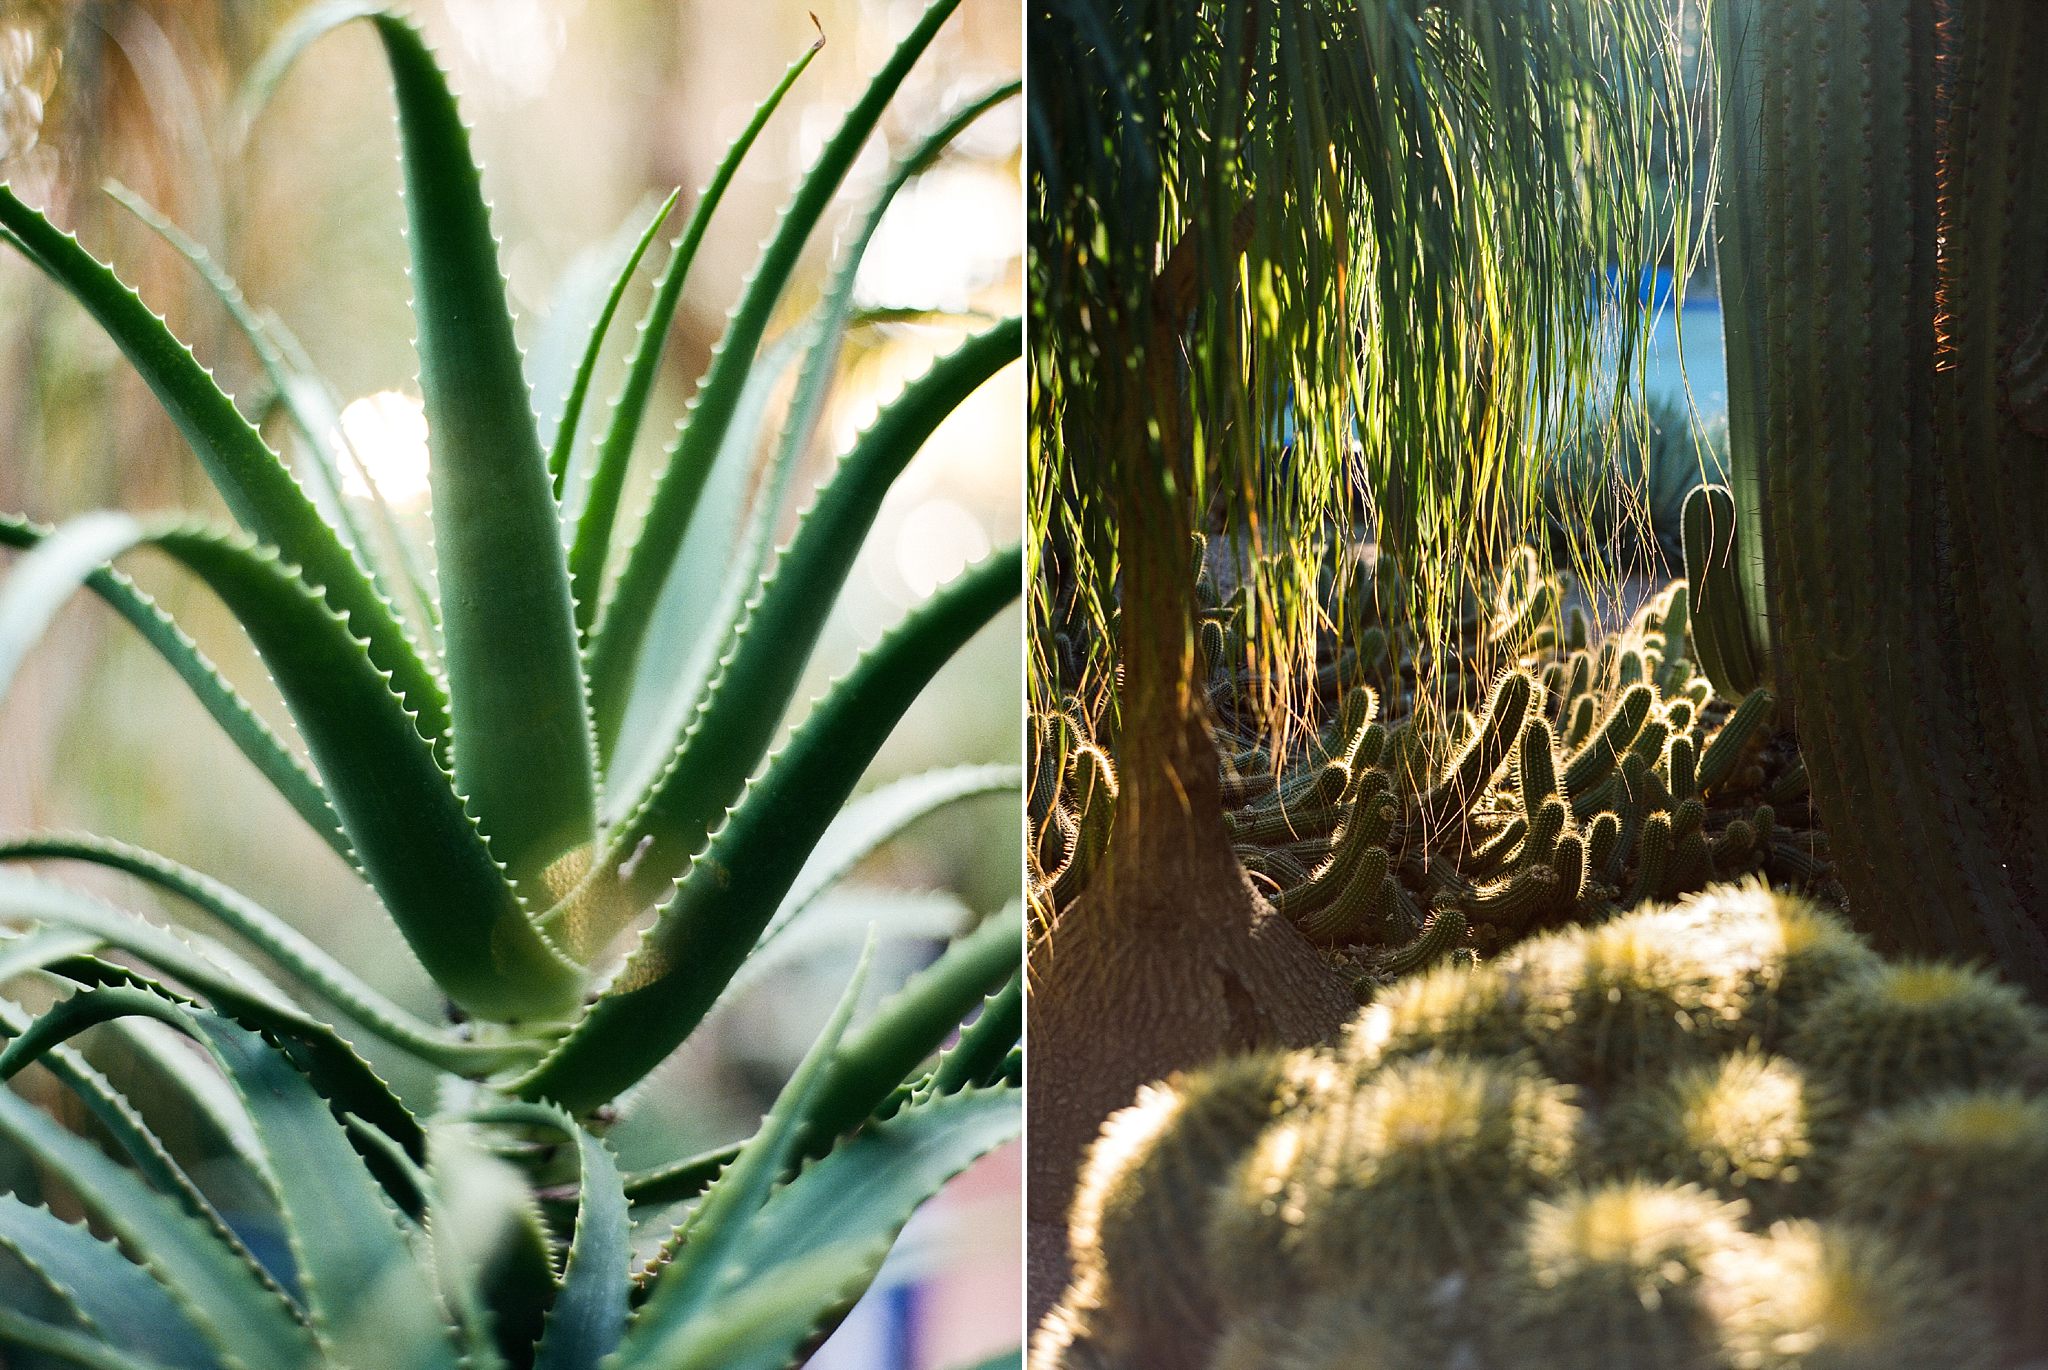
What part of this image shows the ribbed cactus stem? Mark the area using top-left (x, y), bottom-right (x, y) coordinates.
top-left (1667, 735), bottom-right (1698, 803)
top-left (1468, 864), bottom-right (1561, 931)
top-left (1518, 797), bottom-right (1569, 872)
top-left (1586, 812), bottom-right (1621, 875)
top-left (1679, 484), bottom-right (1766, 700)
top-left (1425, 671), bottom-right (1535, 819)
top-left (1225, 800), bottom-right (1342, 844)
top-left (1467, 815), bottom-right (1529, 879)
top-left (1564, 693), bottom-right (1598, 750)
top-left (1517, 718), bottom-right (1561, 811)
top-left (1696, 688), bottom-right (1773, 794)
top-left (1291, 844), bottom-right (1393, 944)
top-left (1564, 684), bottom-right (1654, 798)
top-left (1366, 904), bottom-right (1467, 977)
top-left (1552, 833), bottom-right (1587, 909)
top-left (1626, 812), bottom-right (1671, 907)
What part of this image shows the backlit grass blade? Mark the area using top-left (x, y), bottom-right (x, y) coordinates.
top-left (567, 33), bottom-right (825, 631)
top-left (604, 322), bottom-right (1021, 901)
top-left (0, 513), bottom-right (347, 860)
top-left (0, 185), bottom-right (446, 748)
top-left (583, 0), bottom-right (965, 722)
top-left (520, 546), bottom-right (1019, 1109)
top-left (0, 516), bottom-right (581, 1021)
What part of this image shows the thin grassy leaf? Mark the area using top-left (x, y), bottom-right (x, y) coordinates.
top-left (623, 1087), bottom-right (1018, 1370)
top-left (0, 1196), bottom-right (215, 1369)
top-left (582, 0), bottom-right (964, 721)
top-left (603, 322), bottom-right (1021, 904)
top-left (520, 546), bottom-right (1018, 1108)
top-left (546, 191), bottom-right (679, 500)
top-left (3, 994), bottom-right (462, 1370)
top-left (343, 11), bottom-right (598, 890)
top-left (627, 939), bottom-right (873, 1337)
top-left (0, 184), bottom-right (445, 747)
top-left (567, 32), bottom-right (824, 632)
top-left (598, 84), bottom-right (1017, 773)
top-left (0, 515), bottom-right (579, 1021)
top-left (0, 834), bottom-right (520, 1071)
top-left (0, 1074), bottom-right (319, 1368)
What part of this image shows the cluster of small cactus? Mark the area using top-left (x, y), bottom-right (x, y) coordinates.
top-left (1034, 881), bottom-right (2048, 1370)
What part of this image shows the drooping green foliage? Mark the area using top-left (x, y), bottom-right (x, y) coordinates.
top-left (0, 4), bottom-right (1022, 1363)
top-left (1037, 883), bottom-right (2048, 1369)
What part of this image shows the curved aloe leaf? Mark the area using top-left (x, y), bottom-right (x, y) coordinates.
top-left (0, 1074), bottom-right (319, 1368)
top-left (0, 515), bottom-right (580, 1021)
top-left (0, 1195), bottom-right (216, 1369)
top-left (2, 993), bottom-right (463, 1370)
top-left (0, 513), bottom-right (346, 857)
top-left (604, 322), bottom-right (1021, 904)
top-left (0, 1307), bottom-right (184, 1370)
top-left (923, 970), bottom-right (1021, 1099)
top-left (547, 191), bottom-right (679, 501)
top-left (0, 185), bottom-right (446, 747)
top-left (598, 83), bottom-right (1018, 774)
top-left (0, 834), bottom-right (518, 1071)
top-left (620, 1086), bottom-right (1018, 1370)
top-left (520, 547), bottom-right (1018, 1109)
top-left (567, 33), bottom-right (825, 632)
top-left (583, 0), bottom-right (965, 720)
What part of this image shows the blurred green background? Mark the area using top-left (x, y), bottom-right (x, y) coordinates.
top-left (0, 0), bottom-right (1022, 1362)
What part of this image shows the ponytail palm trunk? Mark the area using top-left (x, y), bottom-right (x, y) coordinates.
top-left (1026, 0), bottom-right (1675, 1321)
top-left (1714, 0), bottom-right (2048, 994)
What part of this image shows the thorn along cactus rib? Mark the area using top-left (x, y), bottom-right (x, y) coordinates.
top-left (1036, 882), bottom-right (2048, 1370)
top-left (0, 3), bottom-right (1022, 1364)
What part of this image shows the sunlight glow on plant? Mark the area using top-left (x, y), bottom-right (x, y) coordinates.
top-left (335, 390), bottom-right (432, 509)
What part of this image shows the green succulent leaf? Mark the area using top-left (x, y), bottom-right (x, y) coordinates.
top-left (0, 1197), bottom-right (216, 1368)
top-left (0, 184), bottom-right (446, 748)
top-left (583, 0), bottom-right (966, 722)
top-left (606, 322), bottom-right (1022, 907)
top-left (547, 190), bottom-right (679, 500)
top-left (567, 30), bottom-right (825, 635)
top-left (0, 833), bottom-right (521, 1071)
top-left (0, 1070), bottom-right (320, 1368)
top-left (0, 514), bottom-right (581, 1022)
top-left (520, 546), bottom-right (1019, 1109)
top-left (0, 1307), bottom-right (185, 1370)
top-left (0, 513), bottom-right (346, 857)
top-left (924, 969), bottom-right (1022, 1099)
top-left (3, 993), bottom-right (462, 1370)
top-left (623, 1086), bottom-right (1019, 1370)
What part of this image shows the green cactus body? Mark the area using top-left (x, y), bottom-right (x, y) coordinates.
top-left (1585, 812), bottom-right (1621, 877)
top-left (1602, 1051), bottom-right (1839, 1223)
top-left (1667, 734), bottom-right (1698, 803)
top-left (1365, 904), bottom-right (1467, 978)
top-left (1516, 718), bottom-right (1562, 812)
top-left (1785, 960), bottom-right (2048, 1112)
top-left (1833, 1090), bottom-right (2048, 1358)
top-left (1425, 671), bottom-right (1535, 820)
top-left (1291, 844), bottom-right (1393, 945)
top-left (1208, 1055), bottom-right (1579, 1303)
top-left (1695, 687), bottom-right (1773, 795)
top-left (1563, 684), bottom-right (1654, 799)
top-left (1709, 819), bottom-right (1756, 867)
top-left (1679, 485), bottom-right (1767, 701)
top-left (1564, 693), bottom-right (1598, 750)
top-left (1467, 865), bottom-right (1561, 933)
top-left (1498, 1181), bottom-right (1750, 1370)
top-left (1207, 1292), bottom-right (1446, 1370)
top-left (1625, 812), bottom-right (1671, 909)
top-left (1518, 797), bottom-right (1569, 872)
top-left (1466, 815), bottom-right (1530, 879)
top-left (1225, 798), bottom-right (1343, 844)
top-left (1550, 834), bottom-right (1586, 910)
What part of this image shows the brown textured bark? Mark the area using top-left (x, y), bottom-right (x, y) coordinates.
top-left (1024, 252), bottom-right (1355, 1330)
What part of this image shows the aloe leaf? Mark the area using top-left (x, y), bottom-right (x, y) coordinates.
top-left (0, 186), bottom-right (446, 748)
top-left (0, 1073), bottom-right (319, 1368)
top-left (924, 970), bottom-right (1021, 1099)
top-left (0, 513), bottom-right (345, 856)
top-left (0, 1196), bottom-right (215, 1369)
top-left (759, 763), bottom-right (1019, 952)
top-left (604, 323), bottom-right (1021, 902)
top-left (470, 1104), bottom-right (629, 1370)
top-left (0, 834), bottom-right (520, 1071)
top-left (521, 546), bottom-right (1018, 1108)
top-left (627, 940), bottom-right (873, 1338)
top-left (0, 870), bottom-right (426, 1171)
top-left (623, 1087), bottom-right (1018, 1370)
top-left (546, 191), bottom-right (679, 502)
top-left (566, 32), bottom-right (825, 631)
top-left (0, 515), bottom-right (580, 1021)
top-left (0, 1308), bottom-right (184, 1370)
top-left (949, 1353), bottom-right (1024, 1370)
top-left (418, 1121), bottom-right (539, 1370)
top-left (724, 887), bottom-right (972, 1005)
top-left (4, 993), bottom-right (462, 1370)
top-left (582, 0), bottom-right (964, 717)
top-left (598, 83), bottom-right (1017, 772)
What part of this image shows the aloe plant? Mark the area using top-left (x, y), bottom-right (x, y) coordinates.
top-left (0, 2), bottom-right (1022, 1364)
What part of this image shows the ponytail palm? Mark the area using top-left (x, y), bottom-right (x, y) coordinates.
top-left (0, 2), bottom-right (1022, 1363)
top-left (1024, 0), bottom-right (1682, 1303)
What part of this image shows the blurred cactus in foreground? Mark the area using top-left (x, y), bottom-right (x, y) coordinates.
top-left (1035, 882), bottom-right (2048, 1370)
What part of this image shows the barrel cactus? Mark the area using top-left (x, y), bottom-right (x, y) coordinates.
top-left (1034, 881), bottom-right (2048, 1369)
